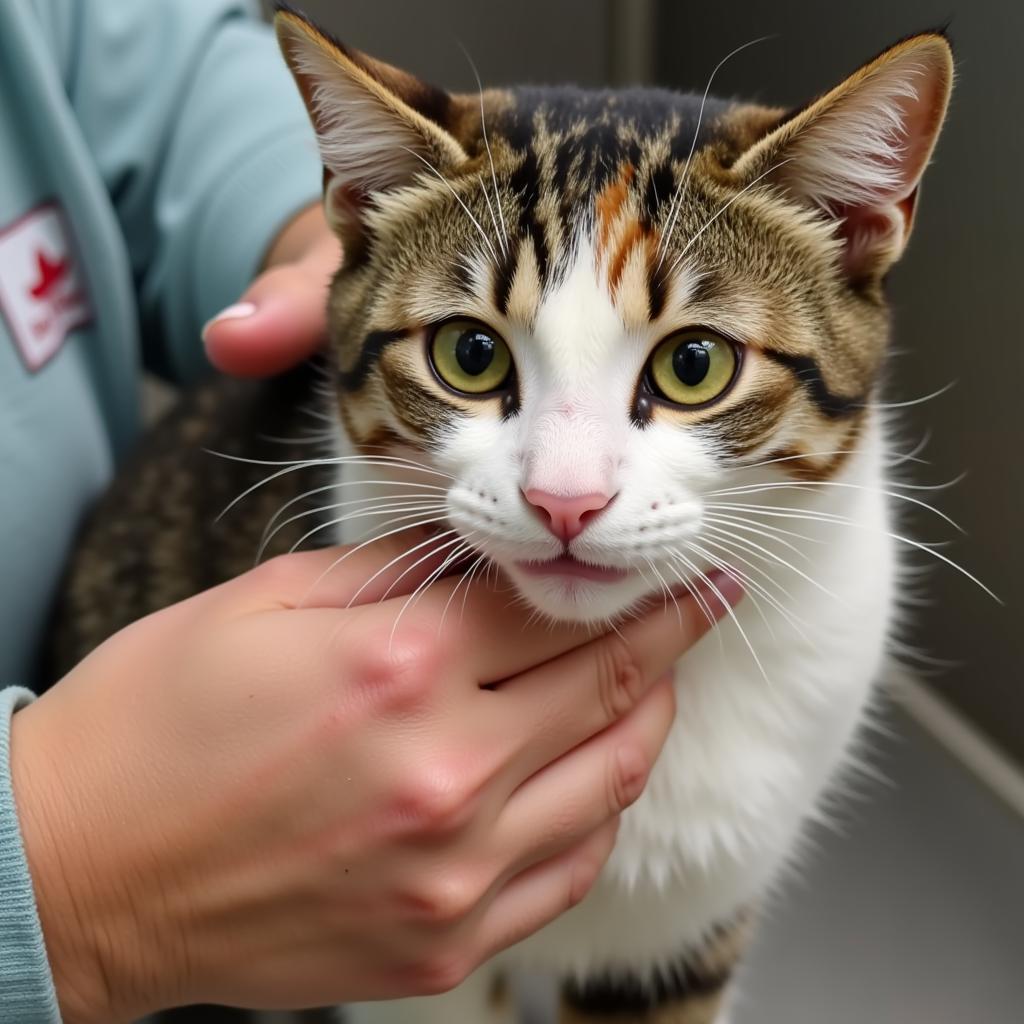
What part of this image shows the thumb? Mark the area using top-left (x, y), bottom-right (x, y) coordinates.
top-left (203, 238), bottom-right (340, 379)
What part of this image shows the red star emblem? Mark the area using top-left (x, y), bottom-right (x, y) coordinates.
top-left (27, 249), bottom-right (70, 301)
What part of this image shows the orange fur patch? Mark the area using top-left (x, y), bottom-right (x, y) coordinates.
top-left (594, 163), bottom-right (662, 304)
top-left (595, 164), bottom-right (635, 260)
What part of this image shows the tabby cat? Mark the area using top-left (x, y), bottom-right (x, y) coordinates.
top-left (52, 5), bottom-right (955, 1022)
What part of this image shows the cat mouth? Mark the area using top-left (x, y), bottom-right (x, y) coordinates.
top-left (515, 555), bottom-right (631, 583)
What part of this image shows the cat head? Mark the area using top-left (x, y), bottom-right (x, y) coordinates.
top-left (275, 6), bottom-right (952, 623)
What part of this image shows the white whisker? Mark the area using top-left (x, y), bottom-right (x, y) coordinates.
top-left (700, 513), bottom-right (846, 604)
top-left (259, 479), bottom-right (448, 555)
top-left (212, 454), bottom-right (453, 522)
top-left (685, 538), bottom-right (811, 643)
top-left (674, 550), bottom-right (769, 683)
top-left (669, 159), bottom-right (792, 274)
top-left (680, 542), bottom-right (782, 643)
top-left (298, 520), bottom-right (454, 608)
top-left (662, 559), bottom-right (723, 653)
top-left (343, 528), bottom-right (461, 609)
top-left (656, 34), bottom-right (773, 268)
top-left (644, 558), bottom-right (683, 627)
top-left (460, 45), bottom-right (511, 255)
top-left (705, 480), bottom-right (964, 532)
top-left (289, 505), bottom-right (447, 556)
top-left (702, 510), bottom-right (818, 559)
top-left (705, 503), bottom-right (1001, 603)
top-left (865, 380), bottom-right (956, 410)
top-left (401, 146), bottom-right (499, 264)
top-left (388, 537), bottom-right (478, 651)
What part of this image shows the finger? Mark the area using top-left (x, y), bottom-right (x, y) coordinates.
top-left (475, 571), bottom-right (740, 778)
top-left (476, 817), bottom-right (620, 964)
top-left (248, 525), bottom-right (464, 610)
top-left (493, 679), bottom-right (675, 874)
top-left (203, 257), bottom-right (334, 378)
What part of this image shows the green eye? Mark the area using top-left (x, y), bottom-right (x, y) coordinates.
top-left (648, 330), bottom-right (739, 407)
top-left (430, 320), bottom-right (512, 395)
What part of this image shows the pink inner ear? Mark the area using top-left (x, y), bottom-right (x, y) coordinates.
top-left (879, 67), bottom-right (946, 204)
top-left (835, 200), bottom-right (907, 278)
top-left (802, 46), bottom-right (951, 278)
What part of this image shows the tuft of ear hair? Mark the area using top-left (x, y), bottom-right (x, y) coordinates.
top-left (273, 4), bottom-right (467, 252)
top-left (732, 32), bottom-right (954, 283)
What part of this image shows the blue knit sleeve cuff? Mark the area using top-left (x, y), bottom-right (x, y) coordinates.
top-left (0, 687), bottom-right (62, 1023)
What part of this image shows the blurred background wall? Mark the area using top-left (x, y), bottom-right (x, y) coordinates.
top-left (270, 0), bottom-right (1022, 770)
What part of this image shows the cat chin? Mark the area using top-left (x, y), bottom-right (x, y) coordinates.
top-left (504, 566), bottom-right (655, 624)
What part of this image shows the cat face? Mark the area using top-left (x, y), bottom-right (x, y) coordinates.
top-left (276, 9), bottom-right (952, 623)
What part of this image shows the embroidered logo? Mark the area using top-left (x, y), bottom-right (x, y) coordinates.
top-left (0, 202), bottom-right (93, 372)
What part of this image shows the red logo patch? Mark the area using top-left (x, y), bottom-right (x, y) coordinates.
top-left (0, 202), bottom-right (93, 372)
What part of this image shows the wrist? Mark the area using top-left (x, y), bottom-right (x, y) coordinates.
top-left (9, 694), bottom-right (183, 1023)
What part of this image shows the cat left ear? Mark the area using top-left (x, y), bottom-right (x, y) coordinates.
top-left (274, 6), bottom-right (468, 251)
top-left (732, 33), bottom-right (953, 282)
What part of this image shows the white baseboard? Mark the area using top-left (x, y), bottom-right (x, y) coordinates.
top-left (895, 676), bottom-right (1024, 820)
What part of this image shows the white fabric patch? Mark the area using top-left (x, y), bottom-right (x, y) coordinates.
top-left (0, 202), bottom-right (92, 372)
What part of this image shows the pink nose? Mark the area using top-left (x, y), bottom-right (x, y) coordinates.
top-left (523, 489), bottom-right (613, 543)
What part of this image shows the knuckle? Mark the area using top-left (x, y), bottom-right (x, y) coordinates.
top-left (251, 553), bottom-right (304, 595)
top-left (404, 872), bottom-right (480, 928)
top-left (396, 768), bottom-right (475, 835)
top-left (410, 951), bottom-right (472, 996)
top-left (608, 745), bottom-right (650, 813)
top-left (594, 635), bottom-right (644, 721)
top-left (350, 626), bottom-right (445, 712)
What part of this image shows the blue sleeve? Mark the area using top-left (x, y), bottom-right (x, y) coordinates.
top-left (50, 0), bottom-right (323, 382)
top-left (0, 687), bottom-right (61, 1024)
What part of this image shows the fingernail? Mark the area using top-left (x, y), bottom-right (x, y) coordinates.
top-left (700, 569), bottom-right (744, 617)
top-left (201, 302), bottom-right (257, 343)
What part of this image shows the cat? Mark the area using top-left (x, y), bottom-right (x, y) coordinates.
top-left (50, 5), bottom-right (955, 1023)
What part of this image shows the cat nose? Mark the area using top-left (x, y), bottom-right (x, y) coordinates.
top-left (523, 489), bottom-right (614, 543)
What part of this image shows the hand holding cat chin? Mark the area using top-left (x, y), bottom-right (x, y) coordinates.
top-left (11, 534), bottom-right (738, 1023)
top-left (202, 202), bottom-right (341, 378)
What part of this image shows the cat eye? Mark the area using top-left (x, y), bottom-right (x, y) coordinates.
top-left (429, 319), bottom-right (513, 395)
top-left (645, 330), bottom-right (740, 408)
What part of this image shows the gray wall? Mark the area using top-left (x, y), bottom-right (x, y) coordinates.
top-left (655, 0), bottom-right (1023, 763)
top-left (271, 1), bottom-right (1022, 761)
top-left (280, 0), bottom-right (613, 89)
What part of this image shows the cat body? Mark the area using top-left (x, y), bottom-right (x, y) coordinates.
top-left (338, 417), bottom-right (894, 1024)
top-left (52, 7), bottom-right (953, 1022)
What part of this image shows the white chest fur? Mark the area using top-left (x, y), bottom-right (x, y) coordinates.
top-left (335, 417), bottom-right (894, 983)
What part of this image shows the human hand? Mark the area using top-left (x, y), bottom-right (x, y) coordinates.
top-left (202, 202), bottom-right (340, 377)
top-left (10, 539), bottom-right (739, 1023)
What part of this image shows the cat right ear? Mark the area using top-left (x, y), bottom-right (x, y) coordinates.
top-left (274, 6), bottom-right (468, 253)
top-left (730, 32), bottom-right (953, 284)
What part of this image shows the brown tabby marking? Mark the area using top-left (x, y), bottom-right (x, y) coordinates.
top-left (559, 913), bottom-right (753, 1023)
top-left (560, 993), bottom-right (724, 1024)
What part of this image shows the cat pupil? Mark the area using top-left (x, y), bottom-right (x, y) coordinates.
top-left (456, 330), bottom-right (495, 376)
top-left (673, 340), bottom-right (712, 387)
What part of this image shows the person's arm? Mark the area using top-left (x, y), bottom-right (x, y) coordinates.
top-left (49, 0), bottom-right (324, 381)
top-left (0, 689), bottom-right (60, 1024)
top-left (8, 538), bottom-right (739, 1024)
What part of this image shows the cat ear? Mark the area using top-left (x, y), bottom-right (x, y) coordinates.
top-left (274, 6), bottom-right (468, 249)
top-left (732, 33), bottom-right (953, 282)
